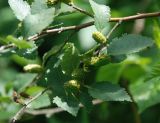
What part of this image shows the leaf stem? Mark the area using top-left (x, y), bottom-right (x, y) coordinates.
top-left (69, 3), bottom-right (94, 18)
top-left (106, 20), bottom-right (122, 39)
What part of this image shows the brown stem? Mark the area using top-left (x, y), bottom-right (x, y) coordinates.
top-left (25, 100), bottom-right (102, 117)
top-left (1, 12), bottom-right (159, 50)
top-left (10, 88), bottom-right (48, 123)
top-left (28, 12), bottom-right (160, 41)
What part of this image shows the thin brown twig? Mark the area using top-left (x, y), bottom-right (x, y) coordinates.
top-left (0, 44), bottom-right (15, 52)
top-left (10, 88), bottom-right (49, 123)
top-left (69, 3), bottom-right (94, 18)
top-left (25, 99), bottom-right (102, 117)
top-left (0, 12), bottom-right (159, 51)
top-left (28, 12), bottom-right (160, 41)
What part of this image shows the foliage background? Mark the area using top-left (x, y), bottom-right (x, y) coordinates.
top-left (0, 0), bottom-right (160, 123)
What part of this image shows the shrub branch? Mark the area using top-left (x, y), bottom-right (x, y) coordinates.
top-left (0, 12), bottom-right (160, 56)
top-left (10, 88), bottom-right (49, 123)
top-left (28, 12), bottom-right (160, 41)
top-left (24, 100), bottom-right (102, 117)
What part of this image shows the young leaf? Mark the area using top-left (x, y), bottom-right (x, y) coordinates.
top-left (108, 34), bottom-right (154, 55)
top-left (88, 82), bottom-right (131, 101)
top-left (8, 0), bottom-right (31, 21)
top-left (61, 43), bottom-right (80, 75)
top-left (89, 0), bottom-right (110, 32)
top-left (6, 35), bottom-right (34, 49)
top-left (53, 96), bottom-right (79, 116)
top-left (13, 73), bottom-right (37, 92)
top-left (22, 0), bottom-right (55, 37)
top-left (23, 9), bottom-right (55, 37)
top-left (29, 93), bottom-right (51, 109)
top-left (31, 0), bottom-right (48, 14)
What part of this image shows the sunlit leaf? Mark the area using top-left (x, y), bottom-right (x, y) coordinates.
top-left (89, 0), bottom-right (110, 32)
top-left (53, 96), bottom-right (79, 116)
top-left (22, 0), bottom-right (55, 37)
top-left (108, 34), bottom-right (154, 55)
top-left (88, 82), bottom-right (131, 101)
top-left (8, 0), bottom-right (31, 21)
top-left (29, 93), bottom-right (51, 109)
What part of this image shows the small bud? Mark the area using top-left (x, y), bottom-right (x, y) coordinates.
top-left (64, 80), bottom-right (81, 96)
top-left (92, 31), bottom-right (107, 44)
top-left (20, 92), bottom-right (32, 99)
top-left (47, 0), bottom-right (58, 5)
top-left (90, 56), bottom-right (100, 65)
top-left (65, 80), bottom-right (80, 90)
top-left (24, 64), bottom-right (43, 73)
top-left (90, 55), bottom-right (110, 67)
top-left (13, 91), bottom-right (25, 105)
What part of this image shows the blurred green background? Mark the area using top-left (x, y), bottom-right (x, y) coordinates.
top-left (0, 0), bottom-right (160, 123)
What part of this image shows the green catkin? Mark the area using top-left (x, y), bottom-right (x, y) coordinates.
top-left (92, 31), bottom-right (107, 44)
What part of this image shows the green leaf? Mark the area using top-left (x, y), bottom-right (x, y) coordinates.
top-left (31, 0), bottom-right (48, 14)
top-left (108, 34), bottom-right (154, 55)
top-left (0, 109), bottom-right (19, 120)
top-left (22, 0), bottom-right (55, 38)
top-left (96, 63), bottom-right (124, 83)
top-left (43, 44), bottom-right (64, 66)
top-left (0, 46), bottom-right (37, 59)
top-left (25, 86), bottom-right (45, 95)
top-left (0, 97), bottom-right (11, 103)
top-left (16, 44), bottom-right (38, 59)
top-left (29, 93), bottom-right (51, 109)
top-left (8, 0), bottom-right (31, 21)
top-left (0, 36), bottom-right (37, 59)
top-left (53, 96), bottom-right (79, 116)
top-left (39, 56), bottom-right (70, 95)
top-left (130, 77), bottom-right (160, 113)
top-left (61, 43), bottom-right (80, 75)
top-left (79, 91), bottom-right (93, 112)
top-left (13, 73), bottom-right (37, 92)
top-left (23, 9), bottom-right (55, 38)
top-left (0, 111), bottom-right (15, 120)
top-left (6, 35), bottom-right (34, 49)
top-left (56, 3), bottom-right (75, 16)
top-left (89, 0), bottom-right (110, 32)
top-left (88, 82), bottom-right (131, 101)
top-left (0, 104), bottom-right (20, 120)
